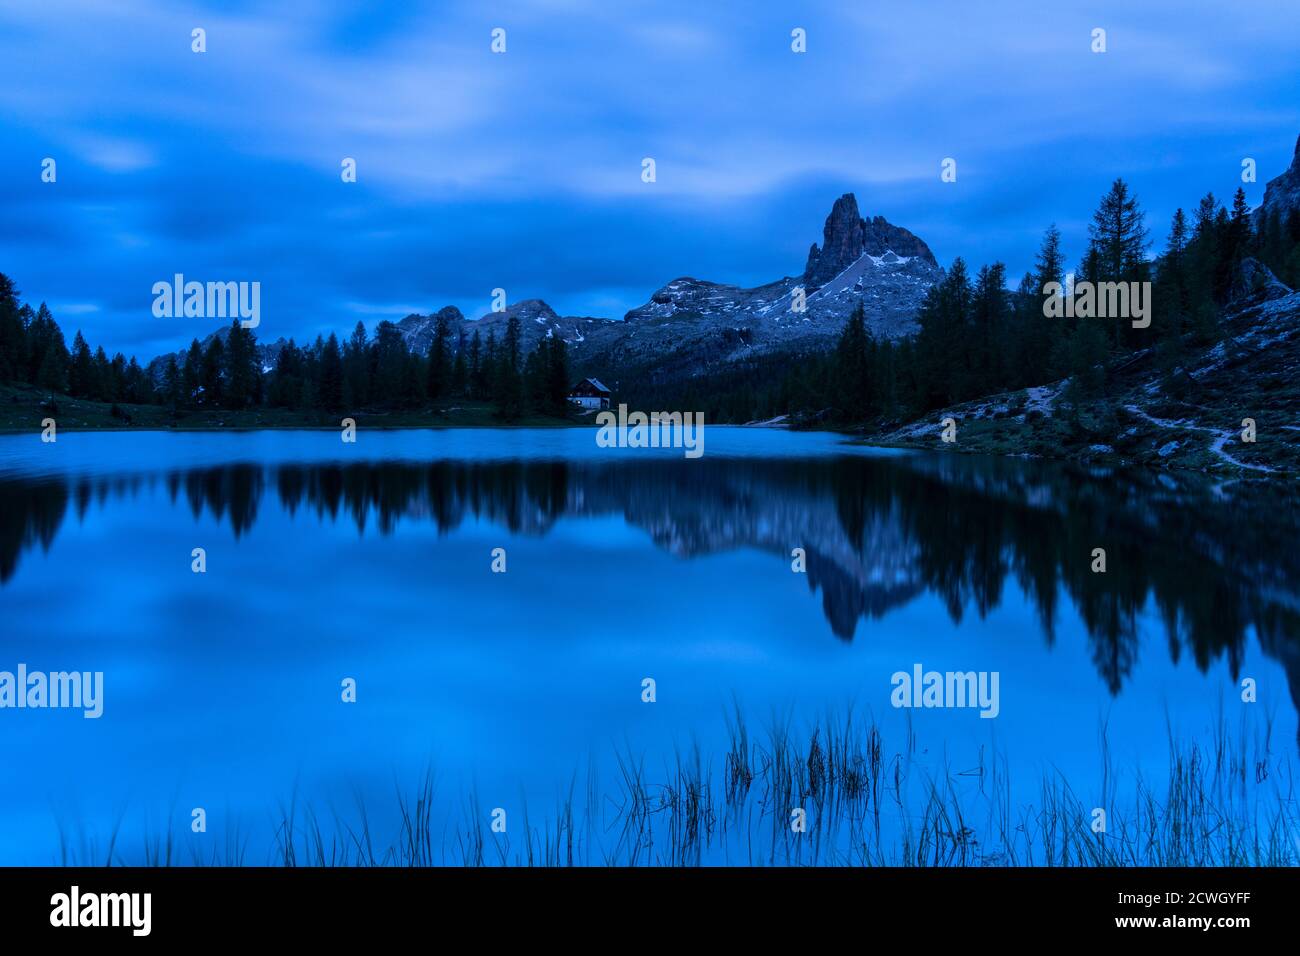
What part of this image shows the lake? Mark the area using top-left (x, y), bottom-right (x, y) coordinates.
top-left (1, 428), bottom-right (1297, 865)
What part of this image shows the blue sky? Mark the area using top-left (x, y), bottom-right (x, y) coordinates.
top-left (1, 0), bottom-right (1298, 358)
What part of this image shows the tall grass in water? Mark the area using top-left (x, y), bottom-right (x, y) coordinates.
top-left (64, 708), bottom-right (1299, 866)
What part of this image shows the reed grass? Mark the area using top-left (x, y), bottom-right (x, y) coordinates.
top-left (54, 708), bottom-right (1299, 867)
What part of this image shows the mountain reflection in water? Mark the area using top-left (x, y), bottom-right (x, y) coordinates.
top-left (4, 452), bottom-right (1298, 722)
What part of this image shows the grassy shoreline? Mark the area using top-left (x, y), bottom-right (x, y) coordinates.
top-left (51, 708), bottom-right (1297, 867)
top-left (0, 383), bottom-right (584, 433)
top-left (6, 380), bottom-right (1298, 478)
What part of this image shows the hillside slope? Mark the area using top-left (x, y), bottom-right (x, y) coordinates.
top-left (874, 266), bottom-right (1300, 475)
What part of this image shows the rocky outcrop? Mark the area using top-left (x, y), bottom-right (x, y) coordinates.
top-left (803, 193), bottom-right (937, 289)
top-left (1229, 257), bottom-right (1293, 304)
top-left (1254, 133), bottom-right (1300, 227)
top-left (397, 305), bottom-right (464, 355)
top-left (604, 193), bottom-right (941, 378)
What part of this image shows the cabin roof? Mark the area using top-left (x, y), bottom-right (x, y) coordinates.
top-left (569, 377), bottom-right (610, 395)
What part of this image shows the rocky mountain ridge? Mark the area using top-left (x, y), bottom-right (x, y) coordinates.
top-left (395, 298), bottom-right (623, 361)
top-left (388, 192), bottom-right (941, 383)
top-left (148, 191), bottom-right (941, 385)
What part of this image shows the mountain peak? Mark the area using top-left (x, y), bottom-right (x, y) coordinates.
top-left (803, 193), bottom-right (936, 289)
top-left (398, 305), bottom-right (463, 331)
top-left (499, 298), bottom-right (559, 321)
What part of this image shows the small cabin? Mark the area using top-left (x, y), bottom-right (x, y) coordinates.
top-left (568, 377), bottom-right (611, 410)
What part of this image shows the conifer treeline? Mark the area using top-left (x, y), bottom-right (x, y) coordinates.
top-left (3, 182), bottom-right (1298, 425)
top-left (0, 280), bottom-right (155, 404)
top-left (0, 283), bottom-right (572, 420)
top-left (656, 183), bottom-right (1300, 425)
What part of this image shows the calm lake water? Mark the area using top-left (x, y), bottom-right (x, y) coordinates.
top-left (1, 428), bottom-right (1297, 864)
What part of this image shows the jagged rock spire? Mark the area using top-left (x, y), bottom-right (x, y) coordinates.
top-left (803, 193), bottom-right (936, 289)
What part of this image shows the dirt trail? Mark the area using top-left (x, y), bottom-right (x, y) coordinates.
top-left (1122, 404), bottom-right (1275, 473)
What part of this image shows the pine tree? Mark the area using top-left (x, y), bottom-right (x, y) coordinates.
top-left (971, 262), bottom-right (1008, 395)
top-left (469, 330), bottom-right (485, 399)
top-left (483, 331), bottom-right (497, 399)
top-left (1086, 179), bottom-right (1149, 284)
top-left (26, 303), bottom-right (58, 384)
top-left (319, 333), bottom-right (345, 411)
top-left (27, 304), bottom-right (70, 393)
top-left (546, 335), bottom-right (570, 415)
top-left (1228, 187), bottom-right (1252, 262)
top-left (125, 356), bottom-right (147, 404)
top-left (182, 340), bottom-right (203, 406)
top-left (163, 355), bottom-right (181, 408)
top-left (1185, 193), bottom-right (1222, 314)
top-left (451, 332), bottom-right (468, 398)
top-left (504, 315), bottom-right (521, 371)
top-left (1157, 209), bottom-right (1190, 334)
top-left (1085, 179), bottom-right (1150, 350)
top-left (524, 342), bottom-right (547, 412)
top-left (426, 312), bottom-right (451, 399)
top-left (1026, 225), bottom-right (1066, 385)
top-left (201, 337), bottom-right (225, 406)
top-left (832, 301), bottom-right (870, 422)
top-left (69, 331), bottom-right (94, 397)
top-left (400, 351), bottom-right (424, 409)
top-left (270, 339), bottom-right (302, 408)
top-left (494, 317), bottom-right (524, 419)
top-left (916, 259), bottom-right (973, 407)
top-left (873, 337), bottom-right (899, 417)
top-left (371, 321), bottom-right (408, 407)
top-left (0, 272), bottom-right (25, 383)
top-left (1034, 224), bottom-right (1066, 295)
top-left (344, 321), bottom-right (369, 408)
top-left (224, 321), bottom-right (259, 408)
top-left (91, 346), bottom-right (111, 401)
top-left (109, 353), bottom-right (127, 402)
top-left (1152, 208), bottom-right (1193, 391)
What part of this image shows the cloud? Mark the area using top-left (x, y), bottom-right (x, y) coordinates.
top-left (0, 0), bottom-right (1297, 358)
